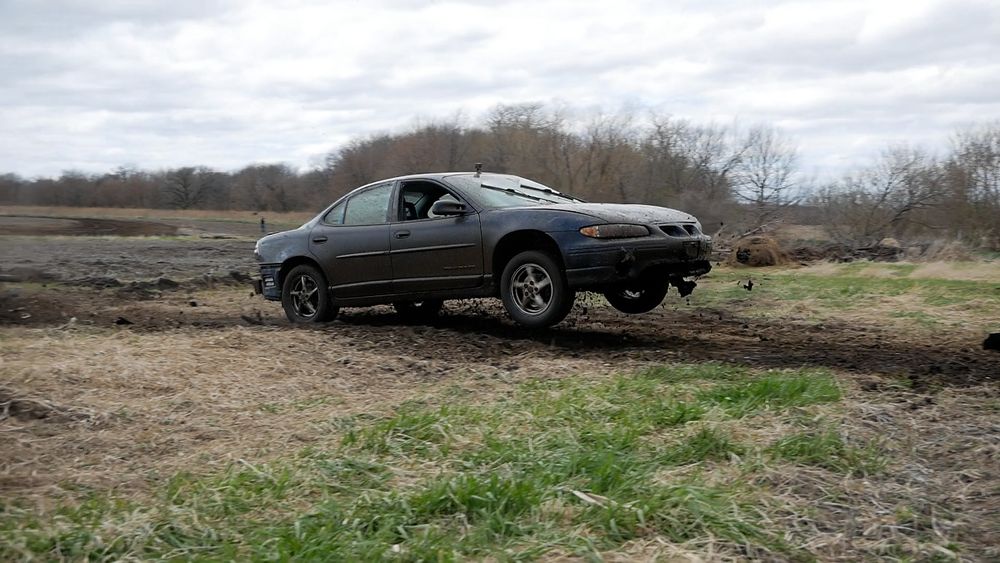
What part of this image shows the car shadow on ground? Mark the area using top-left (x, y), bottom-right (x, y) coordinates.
top-left (333, 307), bottom-right (664, 350)
top-left (330, 306), bottom-right (998, 389)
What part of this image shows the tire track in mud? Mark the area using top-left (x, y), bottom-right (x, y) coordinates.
top-left (4, 285), bottom-right (994, 389)
top-left (0, 215), bottom-right (178, 236)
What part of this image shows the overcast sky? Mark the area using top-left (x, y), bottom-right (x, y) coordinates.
top-left (1, 0), bottom-right (998, 181)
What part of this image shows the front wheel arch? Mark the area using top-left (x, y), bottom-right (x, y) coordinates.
top-left (278, 256), bottom-right (325, 291)
top-left (490, 230), bottom-right (564, 293)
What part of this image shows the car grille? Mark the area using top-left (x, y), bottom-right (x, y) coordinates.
top-left (660, 224), bottom-right (701, 237)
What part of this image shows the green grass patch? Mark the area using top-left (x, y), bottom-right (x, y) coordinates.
top-left (660, 426), bottom-right (745, 465)
top-left (692, 262), bottom-right (1000, 330)
top-left (768, 429), bottom-right (886, 475)
top-left (888, 309), bottom-right (942, 327)
top-left (2, 364), bottom-right (844, 560)
top-left (696, 373), bottom-right (841, 417)
top-left (837, 262), bottom-right (918, 278)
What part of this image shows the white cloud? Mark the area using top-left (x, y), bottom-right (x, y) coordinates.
top-left (0, 0), bottom-right (997, 179)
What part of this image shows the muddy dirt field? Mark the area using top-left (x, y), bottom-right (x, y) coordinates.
top-left (0, 214), bottom-right (995, 390)
top-left (2, 213), bottom-right (999, 560)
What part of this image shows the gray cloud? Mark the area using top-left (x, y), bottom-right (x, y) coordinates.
top-left (0, 0), bottom-right (997, 180)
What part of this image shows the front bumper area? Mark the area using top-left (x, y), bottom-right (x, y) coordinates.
top-left (563, 237), bottom-right (712, 289)
top-left (258, 264), bottom-right (282, 301)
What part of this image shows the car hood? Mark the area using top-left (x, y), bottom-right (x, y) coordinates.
top-left (534, 203), bottom-right (698, 224)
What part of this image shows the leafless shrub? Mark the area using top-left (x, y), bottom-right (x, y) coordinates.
top-left (818, 146), bottom-right (941, 248)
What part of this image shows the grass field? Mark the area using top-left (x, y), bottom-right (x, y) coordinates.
top-left (1, 217), bottom-right (998, 560)
top-left (3, 367), bottom-right (854, 560)
top-left (693, 262), bottom-right (1000, 333)
top-left (3, 357), bottom-right (994, 561)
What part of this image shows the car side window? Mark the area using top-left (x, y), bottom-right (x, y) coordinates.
top-left (323, 201), bottom-right (345, 225)
top-left (343, 183), bottom-right (393, 225)
top-left (398, 181), bottom-right (465, 221)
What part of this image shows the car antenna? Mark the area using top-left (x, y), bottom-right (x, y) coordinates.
top-left (474, 162), bottom-right (482, 178)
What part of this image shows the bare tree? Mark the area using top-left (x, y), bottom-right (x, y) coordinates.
top-left (732, 124), bottom-right (800, 227)
top-left (635, 116), bottom-right (745, 229)
top-left (483, 102), bottom-right (561, 179)
top-left (942, 122), bottom-right (1000, 247)
top-left (0, 173), bottom-right (24, 204)
top-left (163, 166), bottom-right (217, 209)
top-left (820, 146), bottom-right (941, 247)
top-left (575, 111), bottom-right (639, 201)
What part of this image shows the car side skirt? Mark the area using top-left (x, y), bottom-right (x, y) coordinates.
top-left (330, 283), bottom-right (496, 307)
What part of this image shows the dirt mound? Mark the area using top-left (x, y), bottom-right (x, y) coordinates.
top-left (727, 236), bottom-right (789, 267)
top-left (0, 215), bottom-right (178, 237)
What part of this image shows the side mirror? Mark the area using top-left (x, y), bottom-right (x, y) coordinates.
top-left (430, 200), bottom-right (468, 216)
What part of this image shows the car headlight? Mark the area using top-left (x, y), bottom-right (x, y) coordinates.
top-left (579, 224), bottom-right (649, 239)
top-left (253, 239), bottom-right (262, 261)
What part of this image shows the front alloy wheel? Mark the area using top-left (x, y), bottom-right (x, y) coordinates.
top-left (500, 250), bottom-right (574, 328)
top-left (281, 264), bottom-right (337, 323)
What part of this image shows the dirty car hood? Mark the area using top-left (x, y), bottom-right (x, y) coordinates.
top-left (538, 203), bottom-right (698, 224)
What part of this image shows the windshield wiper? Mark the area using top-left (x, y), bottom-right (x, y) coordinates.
top-left (521, 184), bottom-right (584, 203)
top-left (480, 184), bottom-right (555, 204)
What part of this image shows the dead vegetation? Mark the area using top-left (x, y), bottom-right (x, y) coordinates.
top-left (1, 214), bottom-right (998, 560)
top-left (726, 236), bottom-right (790, 267)
top-left (0, 205), bottom-right (313, 225)
top-left (0, 386), bottom-right (102, 424)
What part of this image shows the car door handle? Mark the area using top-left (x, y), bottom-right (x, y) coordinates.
top-left (312, 236), bottom-right (328, 243)
top-left (394, 231), bottom-right (410, 239)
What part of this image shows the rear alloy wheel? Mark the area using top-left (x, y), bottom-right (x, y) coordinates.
top-left (393, 300), bottom-right (443, 323)
top-left (603, 278), bottom-right (670, 314)
top-left (500, 250), bottom-right (575, 328)
top-left (281, 264), bottom-right (338, 323)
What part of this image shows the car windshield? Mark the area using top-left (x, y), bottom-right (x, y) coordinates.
top-left (445, 173), bottom-right (584, 208)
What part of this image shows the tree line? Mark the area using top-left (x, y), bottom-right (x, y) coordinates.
top-left (0, 104), bottom-right (996, 249)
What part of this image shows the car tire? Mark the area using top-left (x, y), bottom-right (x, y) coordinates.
top-left (500, 250), bottom-right (575, 328)
top-left (603, 279), bottom-right (670, 314)
top-left (393, 300), bottom-right (443, 322)
top-left (281, 264), bottom-right (338, 323)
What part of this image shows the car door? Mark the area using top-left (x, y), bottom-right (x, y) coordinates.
top-left (390, 180), bottom-right (484, 293)
top-left (308, 182), bottom-right (394, 299)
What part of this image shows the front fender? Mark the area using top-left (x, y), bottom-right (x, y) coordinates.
top-left (255, 227), bottom-right (311, 265)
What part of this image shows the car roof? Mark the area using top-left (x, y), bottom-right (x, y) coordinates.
top-left (350, 171), bottom-right (527, 191)
top-left (383, 172), bottom-right (486, 181)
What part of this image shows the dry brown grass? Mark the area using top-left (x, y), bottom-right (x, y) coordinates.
top-left (911, 261), bottom-right (1000, 281)
top-left (2, 258), bottom-right (998, 559)
top-left (0, 300), bottom-right (603, 500)
top-left (760, 383), bottom-right (1000, 560)
top-left (0, 205), bottom-right (314, 224)
top-left (800, 261), bottom-right (1000, 281)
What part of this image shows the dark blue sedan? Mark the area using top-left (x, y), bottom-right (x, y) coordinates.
top-left (254, 171), bottom-right (711, 328)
